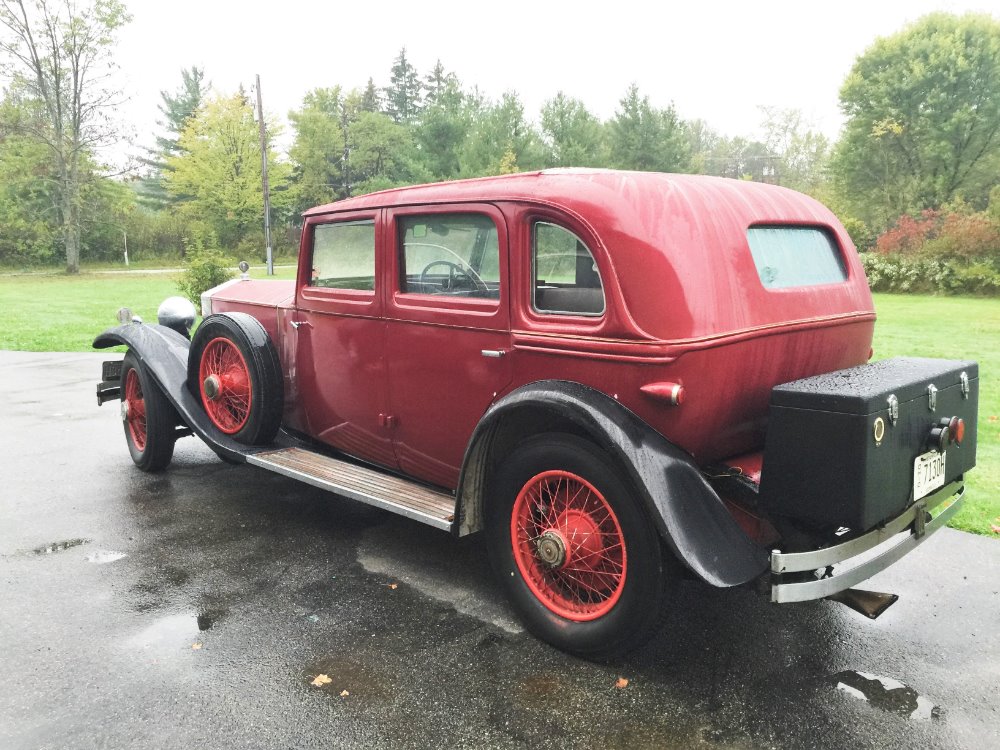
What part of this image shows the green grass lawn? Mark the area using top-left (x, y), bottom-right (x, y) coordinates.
top-left (0, 273), bottom-right (995, 536)
top-left (0, 266), bottom-right (296, 351)
top-left (870, 294), bottom-right (999, 535)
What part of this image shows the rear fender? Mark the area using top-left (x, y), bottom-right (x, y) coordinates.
top-left (93, 323), bottom-right (249, 463)
top-left (456, 380), bottom-right (769, 587)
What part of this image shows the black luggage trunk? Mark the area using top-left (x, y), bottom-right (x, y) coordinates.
top-left (759, 358), bottom-right (978, 532)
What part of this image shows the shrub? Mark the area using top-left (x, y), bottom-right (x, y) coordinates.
top-left (176, 233), bottom-right (234, 312)
top-left (876, 207), bottom-right (1000, 261)
top-left (840, 216), bottom-right (875, 252)
top-left (861, 253), bottom-right (1000, 296)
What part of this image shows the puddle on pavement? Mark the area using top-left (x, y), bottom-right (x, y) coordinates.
top-left (129, 608), bottom-right (228, 651)
top-left (833, 670), bottom-right (941, 721)
top-left (32, 538), bottom-right (90, 555)
top-left (85, 550), bottom-right (128, 564)
top-left (303, 656), bottom-right (393, 700)
top-left (129, 612), bottom-right (201, 651)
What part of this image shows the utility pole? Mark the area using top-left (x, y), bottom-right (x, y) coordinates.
top-left (255, 74), bottom-right (274, 276)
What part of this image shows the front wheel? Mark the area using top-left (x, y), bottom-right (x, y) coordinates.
top-left (188, 313), bottom-right (283, 446)
top-left (486, 433), bottom-right (675, 659)
top-left (121, 350), bottom-right (176, 472)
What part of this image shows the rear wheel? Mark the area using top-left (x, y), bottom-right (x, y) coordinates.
top-left (487, 433), bottom-right (675, 658)
top-left (121, 350), bottom-right (175, 472)
top-left (189, 313), bottom-right (283, 446)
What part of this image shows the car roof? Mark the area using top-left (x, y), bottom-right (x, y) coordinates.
top-left (304, 169), bottom-right (872, 341)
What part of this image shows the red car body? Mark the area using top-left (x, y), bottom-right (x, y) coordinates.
top-left (97, 169), bottom-right (975, 657)
top-left (207, 169), bottom-right (875, 488)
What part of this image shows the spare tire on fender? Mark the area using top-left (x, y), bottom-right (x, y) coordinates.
top-left (188, 312), bottom-right (283, 446)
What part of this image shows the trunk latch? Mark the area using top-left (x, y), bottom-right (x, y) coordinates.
top-left (927, 384), bottom-right (938, 411)
top-left (960, 371), bottom-right (970, 398)
top-left (887, 394), bottom-right (899, 425)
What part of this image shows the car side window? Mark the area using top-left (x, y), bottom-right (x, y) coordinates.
top-left (311, 220), bottom-right (376, 290)
top-left (533, 222), bottom-right (605, 315)
top-left (399, 214), bottom-right (500, 299)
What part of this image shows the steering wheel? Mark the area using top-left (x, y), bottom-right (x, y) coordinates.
top-left (419, 259), bottom-right (489, 294)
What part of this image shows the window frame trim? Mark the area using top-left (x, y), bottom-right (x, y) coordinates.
top-left (530, 220), bottom-right (607, 318)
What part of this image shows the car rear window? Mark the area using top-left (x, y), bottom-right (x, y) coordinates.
top-left (746, 226), bottom-right (847, 289)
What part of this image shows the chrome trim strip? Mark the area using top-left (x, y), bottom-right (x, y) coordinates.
top-left (771, 485), bottom-right (964, 604)
top-left (246, 454), bottom-right (453, 531)
top-left (771, 481), bottom-right (961, 574)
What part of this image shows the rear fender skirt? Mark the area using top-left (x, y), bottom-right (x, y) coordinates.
top-left (93, 323), bottom-right (250, 463)
top-left (456, 380), bottom-right (769, 588)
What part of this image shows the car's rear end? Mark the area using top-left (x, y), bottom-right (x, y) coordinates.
top-left (574, 172), bottom-right (978, 608)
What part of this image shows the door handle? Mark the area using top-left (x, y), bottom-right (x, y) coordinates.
top-left (481, 349), bottom-right (506, 358)
top-left (290, 320), bottom-right (311, 330)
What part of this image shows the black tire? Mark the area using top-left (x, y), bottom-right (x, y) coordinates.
top-left (486, 433), bottom-right (675, 659)
top-left (188, 312), bottom-right (283, 446)
top-left (121, 350), bottom-right (176, 472)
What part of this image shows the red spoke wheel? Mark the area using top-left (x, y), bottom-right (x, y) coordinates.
top-left (199, 337), bottom-right (253, 434)
top-left (188, 313), bottom-right (283, 446)
top-left (511, 470), bottom-right (627, 621)
top-left (124, 367), bottom-right (148, 451)
top-left (120, 350), bottom-right (176, 472)
top-left (488, 433), bottom-right (674, 659)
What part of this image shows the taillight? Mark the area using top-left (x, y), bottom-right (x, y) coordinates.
top-left (929, 416), bottom-right (965, 452)
top-left (948, 416), bottom-right (965, 445)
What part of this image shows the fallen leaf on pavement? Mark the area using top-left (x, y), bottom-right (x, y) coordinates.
top-left (615, 677), bottom-right (629, 689)
top-left (191, 643), bottom-right (203, 650)
top-left (340, 690), bottom-right (350, 697)
top-left (387, 583), bottom-right (398, 590)
top-left (311, 674), bottom-right (332, 687)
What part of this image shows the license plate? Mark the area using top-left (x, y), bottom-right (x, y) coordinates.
top-left (102, 360), bottom-right (122, 381)
top-left (914, 450), bottom-right (946, 500)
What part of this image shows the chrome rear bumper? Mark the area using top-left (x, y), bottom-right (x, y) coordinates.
top-left (770, 480), bottom-right (965, 604)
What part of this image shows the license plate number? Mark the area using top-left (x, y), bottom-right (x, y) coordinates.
top-left (914, 450), bottom-right (946, 500)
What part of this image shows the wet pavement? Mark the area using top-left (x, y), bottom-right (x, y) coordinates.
top-left (1, 350), bottom-right (998, 750)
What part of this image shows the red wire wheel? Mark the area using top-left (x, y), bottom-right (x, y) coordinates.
top-left (123, 367), bottom-right (147, 451)
top-left (198, 337), bottom-right (253, 434)
top-left (510, 469), bottom-right (628, 621)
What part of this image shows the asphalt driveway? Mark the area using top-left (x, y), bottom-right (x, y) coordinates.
top-left (1, 350), bottom-right (997, 749)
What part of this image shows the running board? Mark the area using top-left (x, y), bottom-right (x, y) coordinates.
top-left (247, 447), bottom-right (455, 530)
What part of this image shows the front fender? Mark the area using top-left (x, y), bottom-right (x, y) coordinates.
top-left (456, 380), bottom-right (769, 587)
top-left (94, 323), bottom-right (249, 463)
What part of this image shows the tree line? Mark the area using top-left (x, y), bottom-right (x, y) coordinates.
top-left (1, 2), bottom-right (999, 285)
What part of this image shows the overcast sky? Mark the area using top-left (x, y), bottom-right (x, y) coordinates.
top-left (113, 0), bottom-right (998, 161)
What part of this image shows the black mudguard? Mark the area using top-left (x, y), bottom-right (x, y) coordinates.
top-left (94, 323), bottom-right (251, 463)
top-left (457, 381), bottom-right (769, 588)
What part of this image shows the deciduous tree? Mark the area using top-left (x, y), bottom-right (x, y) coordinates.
top-left (0, 0), bottom-right (130, 272)
top-left (831, 13), bottom-right (1000, 228)
top-left (166, 92), bottom-right (289, 249)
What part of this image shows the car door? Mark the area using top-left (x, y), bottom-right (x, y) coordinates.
top-left (383, 204), bottom-right (512, 489)
top-left (291, 210), bottom-right (397, 469)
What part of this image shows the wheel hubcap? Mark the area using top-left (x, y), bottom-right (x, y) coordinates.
top-left (203, 374), bottom-right (221, 400)
top-left (535, 531), bottom-right (567, 568)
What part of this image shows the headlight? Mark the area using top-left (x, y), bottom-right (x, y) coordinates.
top-left (157, 296), bottom-right (197, 337)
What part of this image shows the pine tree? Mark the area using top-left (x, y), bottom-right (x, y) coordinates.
top-left (139, 67), bottom-right (208, 208)
top-left (361, 78), bottom-right (381, 113)
top-left (383, 47), bottom-right (422, 123)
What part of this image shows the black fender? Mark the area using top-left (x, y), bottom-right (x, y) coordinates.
top-left (94, 323), bottom-right (252, 463)
top-left (455, 380), bottom-right (769, 588)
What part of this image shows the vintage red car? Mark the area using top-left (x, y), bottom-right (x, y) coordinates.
top-left (95, 169), bottom-right (978, 657)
